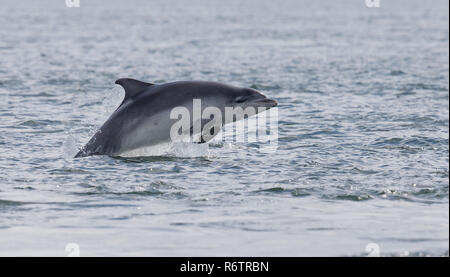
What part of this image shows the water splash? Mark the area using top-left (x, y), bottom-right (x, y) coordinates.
top-left (100, 86), bottom-right (123, 122)
top-left (61, 134), bottom-right (79, 160)
top-left (119, 141), bottom-right (211, 158)
top-left (167, 142), bottom-right (210, 157)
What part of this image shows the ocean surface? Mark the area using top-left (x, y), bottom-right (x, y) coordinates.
top-left (0, 0), bottom-right (448, 256)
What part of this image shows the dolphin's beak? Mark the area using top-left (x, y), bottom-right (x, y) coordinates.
top-left (251, 97), bottom-right (278, 109)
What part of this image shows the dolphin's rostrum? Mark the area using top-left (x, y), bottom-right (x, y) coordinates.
top-left (74, 78), bottom-right (277, 158)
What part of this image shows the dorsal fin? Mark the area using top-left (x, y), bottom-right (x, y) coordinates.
top-left (115, 78), bottom-right (154, 101)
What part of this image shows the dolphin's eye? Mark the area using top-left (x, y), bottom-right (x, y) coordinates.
top-left (235, 96), bottom-right (247, 103)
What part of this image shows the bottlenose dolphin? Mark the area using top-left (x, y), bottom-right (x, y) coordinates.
top-left (74, 78), bottom-right (277, 158)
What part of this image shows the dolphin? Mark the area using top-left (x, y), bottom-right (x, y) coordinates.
top-left (74, 78), bottom-right (277, 158)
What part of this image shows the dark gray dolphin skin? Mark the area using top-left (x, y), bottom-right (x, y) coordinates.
top-left (74, 78), bottom-right (277, 158)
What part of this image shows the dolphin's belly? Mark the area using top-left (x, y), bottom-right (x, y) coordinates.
top-left (117, 110), bottom-right (174, 154)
